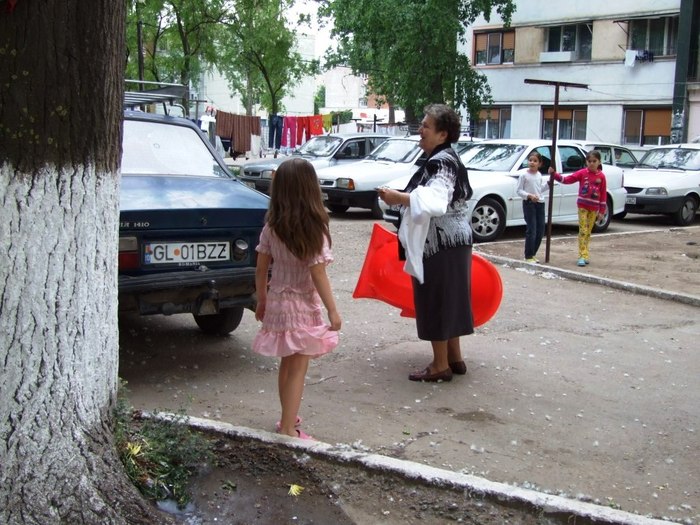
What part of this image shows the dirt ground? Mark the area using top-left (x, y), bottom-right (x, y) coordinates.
top-left (168, 434), bottom-right (559, 525)
top-left (121, 220), bottom-right (700, 525)
top-left (474, 225), bottom-right (700, 298)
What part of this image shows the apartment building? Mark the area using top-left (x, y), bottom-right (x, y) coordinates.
top-left (464, 0), bottom-right (700, 146)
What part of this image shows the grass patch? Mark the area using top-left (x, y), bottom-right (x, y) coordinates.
top-left (114, 382), bottom-right (213, 508)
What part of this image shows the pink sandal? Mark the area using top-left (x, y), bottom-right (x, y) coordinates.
top-left (294, 429), bottom-right (314, 440)
top-left (275, 415), bottom-right (303, 432)
top-left (276, 427), bottom-right (315, 440)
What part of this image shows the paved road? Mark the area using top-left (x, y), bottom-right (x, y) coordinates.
top-left (119, 214), bottom-right (699, 524)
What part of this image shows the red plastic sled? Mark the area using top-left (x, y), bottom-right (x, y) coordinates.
top-left (353, 223), bottom-right (503, 327)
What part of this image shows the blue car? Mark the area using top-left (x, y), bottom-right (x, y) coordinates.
top-left (118, 109), bottom-right (269, 334)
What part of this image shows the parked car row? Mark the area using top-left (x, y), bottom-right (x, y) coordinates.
top-left (238, 132), bottom-right (389, 193)
top-left (377, 139), bottom-right (627, 242)
top-left (314, 136), bottom-right (481, 219)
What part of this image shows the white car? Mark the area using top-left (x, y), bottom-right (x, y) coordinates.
top-left (379, 139), bottom-right (627, 243)
top-left (623, 143), bottom-right (700, 226)
top-left (316, 136), bottom-right (480, 218)
top-left (560, 140), bottom-right (639, 169)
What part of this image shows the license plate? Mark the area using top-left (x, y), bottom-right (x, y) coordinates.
top-left (625, 196), bottom-right (636, 205)
top-left (144, 242), bottom-right (230, 265)
top-left (322, 192), bottom-right (328, 201)
top-left (244, 181), bottom-right (256, 189)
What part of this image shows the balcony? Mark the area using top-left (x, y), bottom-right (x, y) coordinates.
top-left (539, 51), bottom-right (575, 63)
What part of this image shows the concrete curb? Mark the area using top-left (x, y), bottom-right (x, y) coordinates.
top-left (156, 413), bottom-right (676, 525)
top-left (477, 253), bottom-right (700, 308)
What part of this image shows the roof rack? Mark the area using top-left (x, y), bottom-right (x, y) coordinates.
top-left (124, 80), bottom-right (187, 113)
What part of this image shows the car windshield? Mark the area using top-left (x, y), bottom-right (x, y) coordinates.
top-left (121, 120), bottom-right (230, 178)
top-left (638, 148), bottom-right (700, 170)
top-left (463, 143), bottom-right (527, 171)
top-left (295, 136), bottom-right (343, 157)
top-left (366, 139), bottom-right (421, 162)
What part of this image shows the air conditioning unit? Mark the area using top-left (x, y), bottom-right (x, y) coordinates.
top-left (539, 51), bottom-right (575, 63)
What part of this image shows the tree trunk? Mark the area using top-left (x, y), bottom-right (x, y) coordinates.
top-left (0, 2), bottom-right (172, 523)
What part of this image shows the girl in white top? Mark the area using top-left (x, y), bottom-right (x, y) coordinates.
top-left (516, 152), bottom-right (550, 262)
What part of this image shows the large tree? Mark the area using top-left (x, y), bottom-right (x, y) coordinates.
top-left (319, 0), bottom-right (515, 123)
top-left (218, 0), bottom-right (319, 116)
top-left (0, 1), bottom-right (170, 523)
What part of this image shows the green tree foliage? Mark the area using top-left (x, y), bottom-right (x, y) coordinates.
top-left (125, 0), bottom-right (233, 116)
top-left (218, 0), bottom-right (319, 116)
top-left (314, 85), bottom-right (326, 114)
top-left (319, 0), bottom-right (515, 123)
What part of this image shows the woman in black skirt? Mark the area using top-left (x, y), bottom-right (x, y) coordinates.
top-left (378, 104), bottom-right (473, 382)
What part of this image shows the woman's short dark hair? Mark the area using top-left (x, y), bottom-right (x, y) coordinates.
top-left (424, 104), bottom-right (461, 143)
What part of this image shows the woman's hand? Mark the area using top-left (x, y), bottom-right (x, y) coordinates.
top-left (377, 187), bottom-right (407, 207)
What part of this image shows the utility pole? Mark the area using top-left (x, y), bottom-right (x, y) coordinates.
top-left (670, 0), bottom-right (698, 143)
top-left (524, 79), bottom-right (588, 263)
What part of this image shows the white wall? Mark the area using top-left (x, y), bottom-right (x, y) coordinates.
top-left (323, 66), bottom-right (366, 109)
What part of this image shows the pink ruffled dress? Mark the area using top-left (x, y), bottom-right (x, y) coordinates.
top-left (252, 225), bottom-right (339, 358)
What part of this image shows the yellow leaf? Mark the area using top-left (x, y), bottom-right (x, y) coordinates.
top-left (288, 484), bottom-right (304, 496)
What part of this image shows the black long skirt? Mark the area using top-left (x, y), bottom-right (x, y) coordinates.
top-left (412, 245), bottom-right (474, 341)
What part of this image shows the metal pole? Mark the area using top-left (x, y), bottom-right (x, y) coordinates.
top-left (545, 86), bottom-right (560, 263)
top-left (523, 79), bottom-right (589, 264)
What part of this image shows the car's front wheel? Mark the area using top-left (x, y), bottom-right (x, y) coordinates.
top-left (672, 195), bottom-right (698, 226)
top-left (370, 197), bottom-right (384, 219)
top-left (471, 198), bottom-right (506, 243)
top-left (592, 197), bottom-right (613, 233)
top-left (327, 204), bottom-right (349, 214)
top-left (193, 307), bottom-right (244, 335)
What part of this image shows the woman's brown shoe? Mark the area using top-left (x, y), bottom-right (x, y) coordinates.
top-left (408, 367), bottom-right (453, 382)
top-left (449, 360), bottom-right (467, 375)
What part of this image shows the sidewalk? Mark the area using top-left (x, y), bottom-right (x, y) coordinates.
top-left (475, 225), bottom-right (700, 307)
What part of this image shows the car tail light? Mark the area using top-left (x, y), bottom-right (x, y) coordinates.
top-left (119, 236), bottom-right (139, 270)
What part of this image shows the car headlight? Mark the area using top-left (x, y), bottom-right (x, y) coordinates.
top-left (261, 169), bottom-right (274, 180)
top-left (336, 178), bottom-right (355, 190)
top-left (645, 187), bottom-right (668, 196)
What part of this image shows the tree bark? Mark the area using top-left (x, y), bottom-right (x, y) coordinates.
top-left (0, 1), bottom-right (172, 523)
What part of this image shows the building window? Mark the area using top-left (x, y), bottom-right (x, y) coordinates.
top-left (629, 16), bottom-right (678, 57)
top-left (623, 108), bottom-right (671, 146)
top-left (546, 24), bottom-right (592, 60)
top-left (475, 31), bottom-right (515, 65)
top-left (542, 108), bottom-right (587, 140)
top-left (474, 107), bottom-right (511, 138)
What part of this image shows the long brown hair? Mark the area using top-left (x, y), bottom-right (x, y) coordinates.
top-left (267, 158), bottom-right (331, 260)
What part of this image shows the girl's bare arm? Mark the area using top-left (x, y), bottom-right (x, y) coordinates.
top-left (254, 252), bottom-right (271, 321)
top-left (310, 263), bottom-right (342, 330)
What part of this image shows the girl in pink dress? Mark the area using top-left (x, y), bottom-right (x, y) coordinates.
top-left (253, 158), bottom-right (342, 440)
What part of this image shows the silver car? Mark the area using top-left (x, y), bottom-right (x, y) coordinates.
top-left (238, 132), bottom-right (389, 194)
